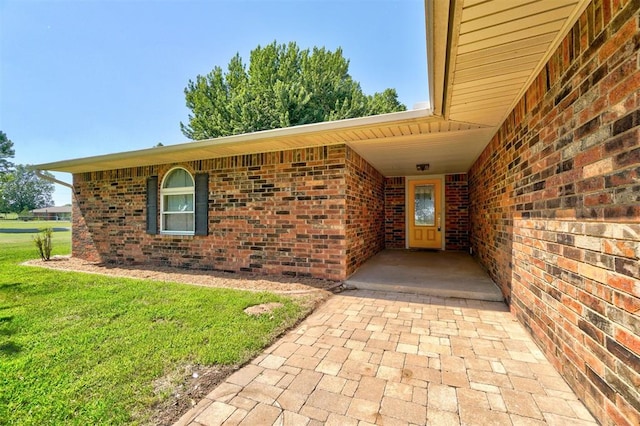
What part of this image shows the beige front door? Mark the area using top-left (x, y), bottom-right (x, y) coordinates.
top-left (408, 179), bottom-right (442, 249)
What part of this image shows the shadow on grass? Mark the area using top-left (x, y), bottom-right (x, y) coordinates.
top-left (0, 282), bottom-right (22, 290)
top-left (0, 341), bottom-right (21, 355)
top-left (0, 228), bottom-right (70, 233)
top-left (0, 313), bottom-right (20, 355)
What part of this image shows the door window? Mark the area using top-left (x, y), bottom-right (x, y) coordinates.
top-left (414, 184), bottom-right (435, 226)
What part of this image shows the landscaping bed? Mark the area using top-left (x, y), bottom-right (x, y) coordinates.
top-left (24, 256), bottom-right (341, 294)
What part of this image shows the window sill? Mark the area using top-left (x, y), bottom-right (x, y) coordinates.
top-left (160, 231), bottom-right (195, 237)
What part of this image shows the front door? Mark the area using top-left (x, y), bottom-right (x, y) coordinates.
top-left (408, 179), bottom-right (442, 249)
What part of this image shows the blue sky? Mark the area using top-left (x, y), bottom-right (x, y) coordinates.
top-left (1, 0), bottom-right (427, 206)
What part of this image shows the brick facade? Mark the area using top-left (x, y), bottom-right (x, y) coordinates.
top-left (444, 174), bottom-right (470, 251)
top-left (72, 142), bottom-right (474, 284)
top-left (469, 1), bottom-right (640, 424)
top-left (384, 177), bottom-right (406, 248)
top-left (74, 145), bottom-right (355, 280)
top-left (345, 148), bottom-right (386, 275)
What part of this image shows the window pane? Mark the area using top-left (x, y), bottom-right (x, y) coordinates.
top-left (414, 185), bottom-right (435, 226)
top-left (164, 213), bottom-right (194, 232)
top-left (164, 194), bottom-right (193, 212)
top-left (164, 169), bottom-right (194, 188)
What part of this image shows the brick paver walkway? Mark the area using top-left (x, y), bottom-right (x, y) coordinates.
top-left (176, 290), bottom-right (597, 425)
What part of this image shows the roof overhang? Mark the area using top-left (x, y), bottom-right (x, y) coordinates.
top-left (35, 0), bottom-right (591, 177)
top-left (35, 108), bottom-right (439, 174)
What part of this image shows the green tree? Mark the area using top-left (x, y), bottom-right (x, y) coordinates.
top-left (0, 176), bottom-right (10, 213)
top-left (181, 41), bottom-right (406, 140)
top-left (0, 165), bottom-right (54, 213)
top-left (0, 130), bottom-right (15, 174)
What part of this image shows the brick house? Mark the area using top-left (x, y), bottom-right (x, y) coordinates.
top-left (37, 1), bottom-right (639, 424)
top-left (30, 205), bottom-right (72, 221)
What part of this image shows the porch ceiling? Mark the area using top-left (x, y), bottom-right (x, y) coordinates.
top-left (347, 124), bottom-right (496, 177)
top-left (35, 0), bottom-right (590, 178)
top-left (445, 0), bottom-right (589, 127)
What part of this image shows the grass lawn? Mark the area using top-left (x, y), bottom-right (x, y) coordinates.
top-left (0, 218), bottom-right (71, 230)
top-left (0, 221), bottom-right (312, 424)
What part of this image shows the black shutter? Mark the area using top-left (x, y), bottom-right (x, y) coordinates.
top-left (146, 176), bottom-right (158, 234)
top-left (194, 173), bottom-right (209, 236)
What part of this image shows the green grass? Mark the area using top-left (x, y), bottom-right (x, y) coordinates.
top-left (0, 219), bottom-right (71, 248)
top-left (0, 223), bottom-right (310, 425)
top-left (0, 219), bottom-right (71, 228)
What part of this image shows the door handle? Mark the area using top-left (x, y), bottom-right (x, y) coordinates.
top-left (437, 213), bottom-right (441, 232)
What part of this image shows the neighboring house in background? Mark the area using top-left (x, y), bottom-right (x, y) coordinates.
top-left (36, 1), bottom-right (639, 424)
top-left (30, 205), bottom-right (72, 221)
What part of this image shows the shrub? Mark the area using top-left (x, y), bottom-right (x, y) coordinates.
top-left (33, 227), bottom-right (53, 260)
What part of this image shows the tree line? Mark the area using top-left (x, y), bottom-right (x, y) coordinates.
top-left (0, 131), bottom-right (54, 215)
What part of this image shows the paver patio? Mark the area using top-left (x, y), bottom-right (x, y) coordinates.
top-left (175, 290), bottom-right (598, 425)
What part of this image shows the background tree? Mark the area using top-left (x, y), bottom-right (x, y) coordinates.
top-left (0, 180), bottom-right (9, 213)
top-left (181, 41), bottom-right (406, 140)
top-left (0, 130), bottom-right (15, 174)
top-left (0, 165), bottom-right (54, 213)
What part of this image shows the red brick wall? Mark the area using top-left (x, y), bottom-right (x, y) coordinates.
top-left (469, 1), bottom-right (640, 424)
top-left (445, 174), bottom-right (469, 251)
top-left (384, 177), bottom-right (406, 248)
top-left (72, 168), bottom-right (152, 263)
top-left (73, 145), bottom-right (349, 280)
top-left (345, 147), bottom-right (385, 276)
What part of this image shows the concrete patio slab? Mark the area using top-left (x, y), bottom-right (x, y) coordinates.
top-left (345, 250), bottom-right (504, 302)
top-left (175, 290), bottom-right (596, 426)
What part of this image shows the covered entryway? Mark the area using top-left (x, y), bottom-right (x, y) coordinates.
top-left (345, 250), bottom-right (503, 302)
top-left (407, 178), bottom-right (443, 249)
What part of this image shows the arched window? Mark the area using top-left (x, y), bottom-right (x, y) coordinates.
top-left (160, 168), bottom-right (194, 234)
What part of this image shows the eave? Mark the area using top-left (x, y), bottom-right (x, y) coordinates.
top-left (35, 109), bottom-right (439, 174)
